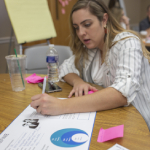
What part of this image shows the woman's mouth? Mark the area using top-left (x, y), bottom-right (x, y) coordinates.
top-left (84, 39), bottom-right (90, 44)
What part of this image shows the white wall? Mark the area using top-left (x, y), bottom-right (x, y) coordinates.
top-left (0, 0), bottom-right (12, 37)
top-left (0, 0), bottom-right (15, 73)
top-left (124, 0), bottom-right (141, 24)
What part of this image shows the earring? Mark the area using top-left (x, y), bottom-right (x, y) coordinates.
top-left (104, 25), bottom-right (107, 42)
top-left (104, 25), bottom-right (107, 34)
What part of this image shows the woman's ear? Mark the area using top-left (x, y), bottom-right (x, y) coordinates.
top-left (102, 13), bottom-right (108, 26)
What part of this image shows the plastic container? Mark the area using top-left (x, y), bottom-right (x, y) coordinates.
top-left (5, 55), bottom-right (26, 91)
top-left (46, 44), bottom-right (59, 82)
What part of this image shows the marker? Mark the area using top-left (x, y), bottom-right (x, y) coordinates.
top-left (42, 76), bottom-right (46, 93)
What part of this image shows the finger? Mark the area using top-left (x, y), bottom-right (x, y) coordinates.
top-left (90, 86), bottom-right (98, 92)
top-left (31, 94), bottom-right (42, 101)
top-left (30, 100), bottom-right (41, 109)
top-left (84, 87), bottom-right (89, 95)
top-left (75, 89), bottom-right (79, 97)
top-left (68, 89), bottom-right (75, 98)
top-left (36, 106), bottom-right (42, 114)
top-left (79, 89), bottom-right (84, 96)
top-left (40, 109), bottom-right (48, 115)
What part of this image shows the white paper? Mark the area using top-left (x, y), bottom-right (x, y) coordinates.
top-left (0, 104), bottom-right (96, 150)
top-left (108, 144), bottom-right (129, 150)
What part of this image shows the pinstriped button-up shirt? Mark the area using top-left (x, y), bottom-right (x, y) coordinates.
top-left (59, 32), bottom-right (150, 130)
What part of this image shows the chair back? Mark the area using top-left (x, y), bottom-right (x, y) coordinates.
top-left (24, 45), bottom-right (72, 74)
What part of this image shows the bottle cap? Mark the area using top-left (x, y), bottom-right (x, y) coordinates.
top-left (49, 44), bottom-right (54, 48)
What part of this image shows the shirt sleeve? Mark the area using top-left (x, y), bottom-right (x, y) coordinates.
top-left (59, 55), bottom-right (80, 82)
top-left (109, 37), bottom-right (143, 105)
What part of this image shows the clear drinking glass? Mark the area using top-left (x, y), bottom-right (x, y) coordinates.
top-left (5, 55), bottom-right (26, 92)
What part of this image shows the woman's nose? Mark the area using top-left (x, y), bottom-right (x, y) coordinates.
top-left (78, 27), bottom-right (86, 36)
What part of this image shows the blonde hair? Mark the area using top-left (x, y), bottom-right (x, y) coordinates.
top-left (110, 7), bottom-right (123, 23)
top-left (69, 0), bottom-right (149, 76)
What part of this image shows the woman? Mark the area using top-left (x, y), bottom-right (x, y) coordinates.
top-left (108, 0), bottom-right (130, 29)
top-left (31, 0), bottom-right (150, 130)
top-left (110, 7), bottom-right (130, 30)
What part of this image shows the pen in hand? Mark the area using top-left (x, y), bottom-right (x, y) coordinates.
top-left (42, 76), bottom-right (47, 94)
top-left (35, 76), bottom-right (46, 109)
top-left (31, 76), bottom-right (47, 111)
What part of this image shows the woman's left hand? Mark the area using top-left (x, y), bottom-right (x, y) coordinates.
top-left (30, 93), bottom-right (65, 115)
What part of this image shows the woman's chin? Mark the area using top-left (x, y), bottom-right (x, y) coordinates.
top-left (86, 45), bottom-right (97, 50)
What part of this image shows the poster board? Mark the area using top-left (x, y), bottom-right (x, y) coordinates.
top-left (0, 104), bottom-right (96, 150)
top-left (4, 0), bottom-right (57, 44)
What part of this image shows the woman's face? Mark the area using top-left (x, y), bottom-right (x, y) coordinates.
top-left (72, 8), bottom-right (107, 50)
top-left (120, 10), bottom-right (124, 22)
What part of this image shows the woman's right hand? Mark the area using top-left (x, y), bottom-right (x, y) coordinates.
top-left (121, 15), bottom-right (129, 26)
top-left (68, 80), bottom-right (98, 98)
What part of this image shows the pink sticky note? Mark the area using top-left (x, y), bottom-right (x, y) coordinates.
top-left (62, 1), bottom-right (66, 7)
top-left (59, 0), bottom-right (66, 7)
top-left (97, 125), bottom-right (124, 143)
top-left (65, 0), bottom-right (68, 5)
top-left (62, 8), bottom-right (65, 14)
top-left (88, 91), bottom-right (94, 94)
top-left (25, 73), bottom-right (44, 83)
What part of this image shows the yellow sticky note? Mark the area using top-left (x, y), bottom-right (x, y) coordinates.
top-left (5, 0), bottom-right (57, 44)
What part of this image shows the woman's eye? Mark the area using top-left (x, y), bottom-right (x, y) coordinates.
top-left (74, 26), bottom-right (79, 30)
top-left (85, 24), bottom-right (91, 27)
